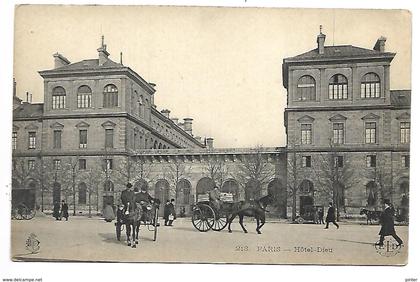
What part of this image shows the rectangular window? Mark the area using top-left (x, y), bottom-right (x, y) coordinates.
top-left (301, 124), bottom-right (312, 145)
top-left (366, 155), bottom-right (376, 168)
top-left (53, 130), bottom-right (62, 149)
top-left (52, 95), bottom-right (66, 109)
top-left (105, 159), bottom-right (113, 170)
top-left (77, 93), bottom-right (91, 108)
top-left (333, 123), bottom-right (344, 144)
top-left (28, 132), bottom-right (36, 149)
top-left (53, 159), bottom-right (61, 170)
top-left (302, 156), bottom-right (312, 167)
top-left (365, 122), bottom-right (377, 144)
top-left (402, 155), bottom-right (409, 168)
top-left (28, 160), bottom-right (35, 170)
top-left (105, 129), bottom-right (114, 148)
top-left (12, 132), bottom-right (17, 150)
top-left (79, 130), bottom-right (88, 148)
top-left (400, 122), bottom-right (410, 144)
top-left (334, 156), bottom-right (344, 168)
top-left (79, 159), bottom-right (87, 170)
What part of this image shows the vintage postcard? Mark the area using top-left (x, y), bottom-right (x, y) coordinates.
top-left (9, 5), bottom-right (411, 266)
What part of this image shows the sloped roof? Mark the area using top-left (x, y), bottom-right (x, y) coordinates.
top-left (13, 103), bottom-right (44, 119)
top-left (390, 90), bottom-right (411, 107)
top-left (284, 45), bottom-right (395, 62)
top-left (52, 58), bottom-right (123, 71)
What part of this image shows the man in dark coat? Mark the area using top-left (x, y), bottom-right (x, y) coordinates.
top-left (121, 183), bottom-right (135, 215)
top-left (318, 207), bottom-right (325, 224)
top-left (376, 199), bottom-right (403, 246)
top-left (53, 201), bottom-right (61, 220)
top-left (164, 199), bottom-right (176, 226)
top-left (324, 202), bottom-right (339, 229)
top-left (115, 204), bottom-right (124, 241)
top-left (60, 200), bottom-right (69, 221)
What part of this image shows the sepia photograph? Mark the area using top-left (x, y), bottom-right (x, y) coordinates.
top-left (2, 2), bottom-right (418, 280)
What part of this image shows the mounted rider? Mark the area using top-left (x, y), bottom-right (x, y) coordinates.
top-left (135, 184), bottom-right (155, 209)
top-left (121, 182), bottom-right (135, 215)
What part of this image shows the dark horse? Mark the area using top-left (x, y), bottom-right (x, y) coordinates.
top-left (124, 203), bottom-right (142, 248)
top-left (360, 208), bottom-right (382, 225)
top-left (227, 194), bottom-right (273, 234)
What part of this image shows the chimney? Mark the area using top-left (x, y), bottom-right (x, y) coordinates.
top-left (53, 53), bottom-right (70, 68)
top-left (161, 109), bottom-right (170, 119)
top-left (206, 137), bottom-right (214, 149)
top-left (317, 25), bottom-right (326, 55)
top-left (373, 36), bottom-right (387, 52)
top-left (171, 117), bottom-right (179, 124)
top-left (97, 35), bottom-right (110, 66)
top-left (183, 118), bottom-right (193, 135)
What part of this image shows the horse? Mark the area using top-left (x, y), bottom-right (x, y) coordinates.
top-left (124, 202), bottom-right (143, 248)
top-left (360, 208), bottom-right (382, 225)
top-left (133, 198), bottom-right (161, 241)
top-left (227, 194), bottom-right (273, 234)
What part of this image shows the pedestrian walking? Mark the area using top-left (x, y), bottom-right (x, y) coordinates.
top-left (53, 201), bottom-right (60, 220)
top-left (168, 199), bottom-right (176, 226)
top-left (375, 199), bottom-right (403, 247)
top-left (60, 200), bottom-right (69, 221)
top-left (324, 202), bottom-right (339, 229)
top-left (318, 207), bottom-right (325, 224)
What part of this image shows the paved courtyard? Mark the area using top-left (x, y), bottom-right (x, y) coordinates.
top-left (10, 215), bottom-right (408, 265)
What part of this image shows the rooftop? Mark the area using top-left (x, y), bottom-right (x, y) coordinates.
top-left (13, 103), bottom-right (44, 119)
top-left (390, 90), bottom-right (411, 107)
top-left (52, 58), bottom-right (123, 72)
top-left (284, 45), bottom-right (395, 62)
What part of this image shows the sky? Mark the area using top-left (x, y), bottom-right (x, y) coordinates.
top-left (13, 6), bottom-right (411, 148)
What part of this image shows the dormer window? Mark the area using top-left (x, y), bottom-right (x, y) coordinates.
top-left (52, 86), bottom-right (66, 109)
top-left (297, 75), bottom-right (316, 101)
top-left (329, 74), bottom-right (348, 100)
top-left (103, 84), bottom-right (118, 108)
top-left (361, 73), bottom-right (380, 98)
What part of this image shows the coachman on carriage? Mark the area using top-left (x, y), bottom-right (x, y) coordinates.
top-left (116, 183), bottom-right (160, 247)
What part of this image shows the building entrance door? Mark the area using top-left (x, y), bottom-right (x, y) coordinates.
top-left (299, 196), bottom-right (314, 220)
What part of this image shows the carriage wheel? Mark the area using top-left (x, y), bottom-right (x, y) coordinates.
top-left (13, 208), bottom-right (24, 220)
top-left (212, 211), bottom-right (229, 231)
top-left (23, 208), bottom-right (36, 220)
top-left (296, 217), bottom-right (304, 224)
top-left (192, 204), bottom-right (215, 232)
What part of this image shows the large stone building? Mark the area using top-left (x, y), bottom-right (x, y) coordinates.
top-left (283, 30), bottom-right (410, 219)
top-left (12, 31), bottom-right (410, 220)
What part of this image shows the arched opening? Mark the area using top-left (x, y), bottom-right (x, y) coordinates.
top-left (155, 179), bottom-right (170, 216)
top-left (103, 84), bottom-right (118, 108)
top-left (196, 177), bottom-right (215, 200)
top-left (268, 178), bottom-right (287, 218)
top-left (366, 181), bottom-right (377, 207)
top-left (221, 179), bottom-right (240, 202)
top-left (78, 182), bottom-right (87, 205)
top-left (176, 179), bottom-right (191, 216)
top-left (298, 180), bottom-right (314, 218)
top-left (245, 179), bottom-right (261, 201)
top-left (103, 180), bottom-right (114, 210)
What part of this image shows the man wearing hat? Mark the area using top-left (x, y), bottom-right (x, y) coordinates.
top-left (376, 199), bottom-right (403, 247)
top-left (121, 183), bottom-right (135, 215)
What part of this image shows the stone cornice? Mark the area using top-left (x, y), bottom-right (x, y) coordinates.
top-left (285, 104), bottom-right (410, 113)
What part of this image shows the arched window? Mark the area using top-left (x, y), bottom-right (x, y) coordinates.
top-left (78, 182), bottom-right (87, 204)
top-left (299, 179), bottom-right (314, 194)
top-left (103, 84), bottom-right (118, 108)
top-left (297, 75), bottom-right (316, 101)
top-left (77, 85), bottom-right (92, 108)
top-left (329, 74), bottom-right (348, 100)
top-left (52, 86), bottom-right (66, 109)
top-left (104, 180), bottom-right (114, 192)
top-left (361, 73), bottom-right (380, 98)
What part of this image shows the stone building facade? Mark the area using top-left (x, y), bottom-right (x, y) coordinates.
top-left (283, 31), bottom-right (410, 219)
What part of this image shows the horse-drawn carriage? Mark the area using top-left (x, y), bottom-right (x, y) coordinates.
top-left (191, 192), bottom-right (233, 232)
top-left (11, 202), bottom-right (36, 220)
top-left (191, 191), bottom-right (273, 234)
top-left (115, 200), bottom-right (160, 246)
